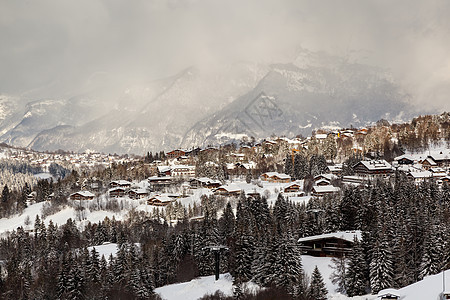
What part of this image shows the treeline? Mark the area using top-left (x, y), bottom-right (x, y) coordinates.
top-left (2, 174), bottom-right (447, 298)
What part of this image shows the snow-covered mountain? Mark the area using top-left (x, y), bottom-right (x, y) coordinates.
top-left (182, 52), bottom-right (410, 147)
top-left (0, 51), bottom-right (413, 154)
top-left (0, 62), bottom-right (268, 154)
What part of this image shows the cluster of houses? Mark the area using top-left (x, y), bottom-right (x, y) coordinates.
top-left (69, 178), bottom-right (183, 207)
top-left (0, 146), bottom-right (139, 171)
top-left (393, 151), bottom-right (450, 184)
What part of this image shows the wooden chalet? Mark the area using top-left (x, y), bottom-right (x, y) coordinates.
top-left (166, 149), bottom-right (187, 159)
top-left (260, 172), bottom-right (291, 183)
top-left (430, 167), bottom-right (447, 179)
top-left (407, 171), bottom-right (432, 184)
top-left (128, 189), bottom-right (149, 200)
top-left (421, 157), bottom-right (437, 170)
top-left (171, 165), bottom-right (196, 178)
top-left (148, 176), bottom-right (173, 185)
top-left (147, 195), bottom-right (173, 206)
top-left (429, 151), bottom-right (450, 167)
top-left (284, 182), bottom-right (302, 193)
top-left (312, 185), bottom-right (341, 197)
top-left (341, 175), bottom-right (366, 185)
top-left (189, 178), bottom-right (221, 189)
top-left (109, 187), bottom-right (127, 198)
top-left (327, 164), bottom-right (342, 175)
top-left (157, 166), bottom-right (172, 177)
top-left (214, 185), bottom-right (242, 197)
top-left (109, 180), bottom-right (132, 188)
top-left (298, 231), bottom-right (361, 257)
top-left (315, 178), bottom-right (331, 186)
top-left (394, 155), bottom-right (414, 165)
top-left (353, 160), bottom-right (393, 177)
top-left (70, 191), bottom-right (95, 201)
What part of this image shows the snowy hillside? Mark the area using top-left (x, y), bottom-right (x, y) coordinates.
top-left (155, 262), bottom-right (450, 300)
top-left (154, 256), bottom-right (377, 300)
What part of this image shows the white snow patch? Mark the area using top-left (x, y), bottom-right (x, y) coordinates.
top-left (155, 273), bottom-right (259, 300)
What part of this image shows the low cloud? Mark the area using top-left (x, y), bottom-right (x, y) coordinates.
top-left (1, 0), bottom-right (449, 110)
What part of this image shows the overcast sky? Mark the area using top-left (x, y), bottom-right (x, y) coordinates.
top-left (1, 0), bottom-right (450, 110)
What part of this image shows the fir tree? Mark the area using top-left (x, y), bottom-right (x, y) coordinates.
top-left (369, 238), bottom-right (394, 294)
top-left (346, 237), bottom-right (368, 296)
top-left (308, 266), bottom-right (328, 300)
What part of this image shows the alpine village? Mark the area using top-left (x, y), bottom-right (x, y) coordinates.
top-left (0, 113), bottom-right (449, 300)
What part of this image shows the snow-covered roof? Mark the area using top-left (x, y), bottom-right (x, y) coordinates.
top-left (150, 195), bottom-right (173, 203)
top-left (377, 288), bottom-right (400, 298)
top-left (408, 171), bottom-right (432, 179)
top-left (171, 165), bottom-right (195, 170)
top-left (148, 176), bottom-right (173, 181)
top-left (422, 157), bottom-right (437, 165)
top-left (357, 160), bottom-right (392, 170)
top-left (394, 154), bottom-right (415, 162)
top-left (314, 173), bottom-right (337, 181)
top-left (312, 185), bottom-right (340, 193)
top-left (108, 187), bottom-right (127, 192)
top-left (262, 172), bottom-right (291, 179)
top-left (111, 180), bottom-right (132, 185)
top-left (129, 189), bottom-right (148, 194)
top-left (71, 191), bottom-right (95, 197)
top-left (298, 231), bottom-right (361, 243)
top-left (216, 184), bottom-right (243, 193)
top-left (157, 166), bottom-right (172, 172)
top-left (315, 178), bottom-right (331, 185)
top-left (429, 150), bottom-right (450, 161)
top-left (315, 134), bottom-right (328, 139)
top-left (284, 181), bottom-right (303, 188)
top-left (327, 164), bottom-right (342, 172)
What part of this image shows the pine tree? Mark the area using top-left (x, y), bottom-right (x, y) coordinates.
top-left (285, 154), bottom-right (293, 178)
top-left (369, 238), bottom-right (394, 294)
top-left (67, 262), bottom-right (85, 300)
top-left (346, 237), bottom-right (367, 296)
top-left (308, 266), bottom-right (328, 300)
top-left (57, 253), bottom-right (71, 299)
top-left (294, 154), bottom-right (308, 179)
top-left (218, 202), bottom-right (235, 245)
top-left (419, 226), bottom-right (443, 279)
top-left (271, 233), bottom-right (304, 295)
top-left (2, 184), bottom-right (9, 203)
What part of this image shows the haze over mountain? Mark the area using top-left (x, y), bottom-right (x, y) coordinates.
top-left (1, 0), bottom-right (450, 154)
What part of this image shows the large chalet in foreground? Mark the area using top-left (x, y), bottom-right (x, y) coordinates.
top-left (298, 231), bottom-right (361, 257)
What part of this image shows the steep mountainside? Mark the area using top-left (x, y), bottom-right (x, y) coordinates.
top-left (182, 56), bottom-right (410, 147)
top-left (0, 51), bottom-right (413, 154)
top-left (14, 63), bottom-right (268, 154)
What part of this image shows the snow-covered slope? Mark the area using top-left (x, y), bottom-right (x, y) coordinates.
top-left (154, 255), bottom-right (375, 300)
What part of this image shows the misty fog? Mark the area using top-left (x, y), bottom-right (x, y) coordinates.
top-left (1, 0), bottom-right (450, 110)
